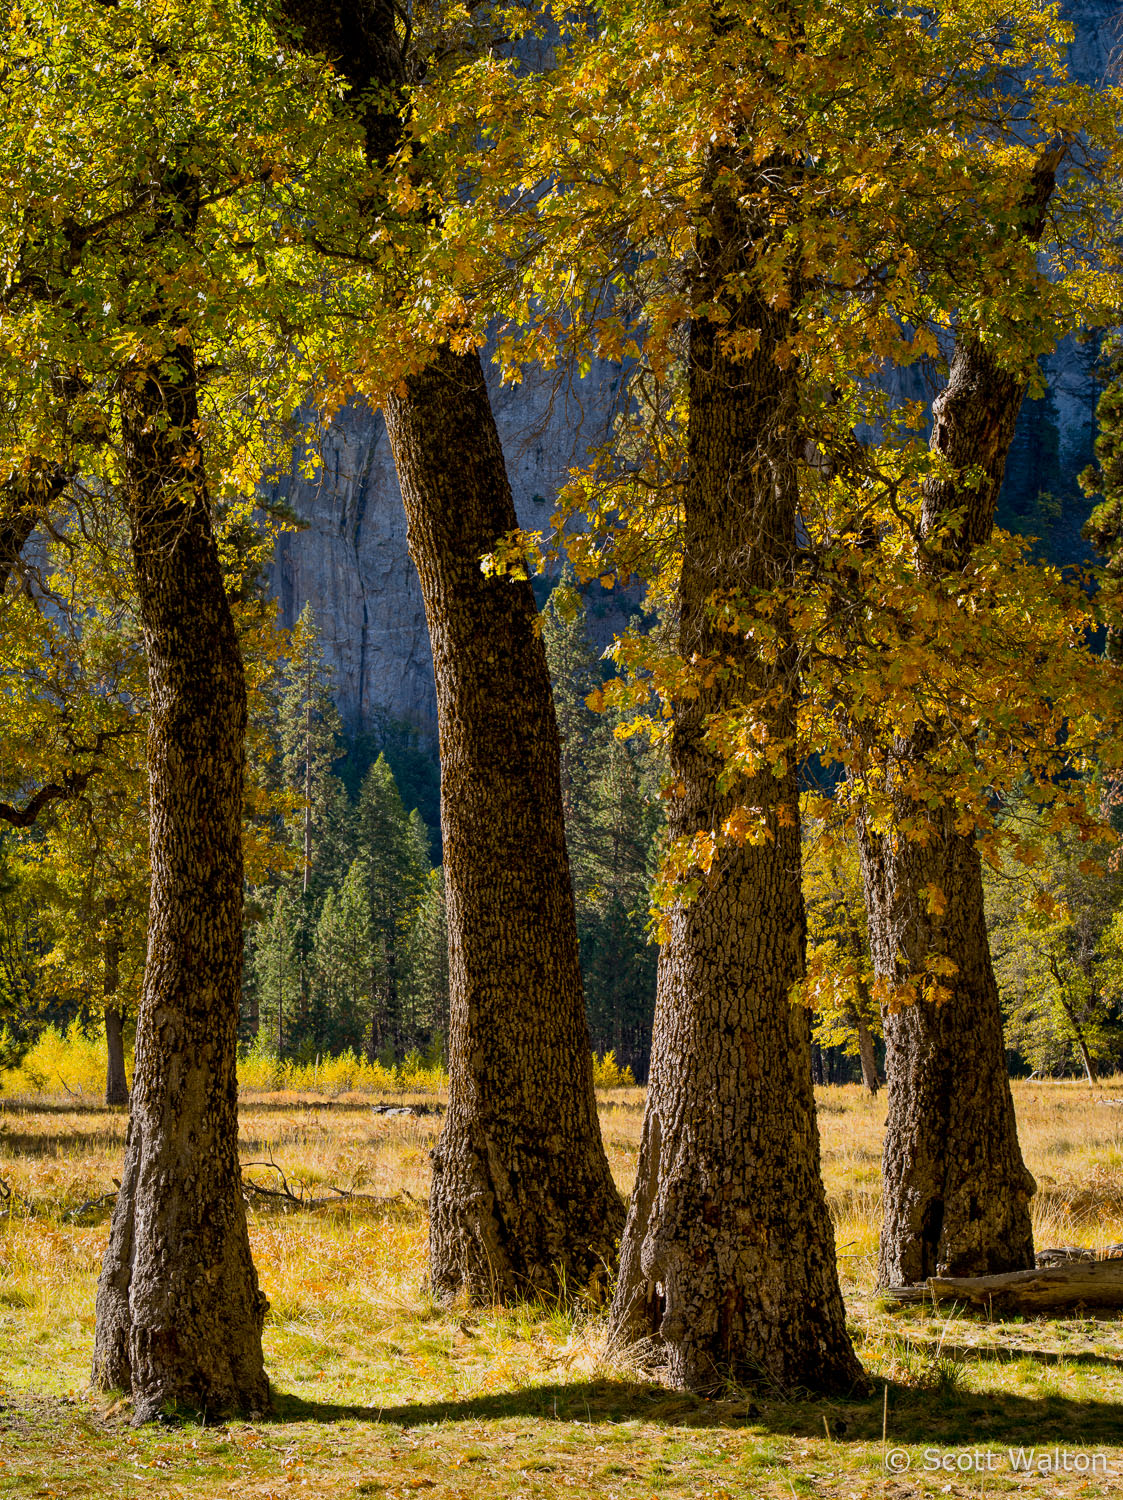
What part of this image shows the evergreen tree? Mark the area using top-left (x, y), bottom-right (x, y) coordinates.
top-left (542, 583), bottom-right (661, 1077)
top-left (254, 889), bottom-right (302, 1062)
top-left (275, 604), bottom-right (344, 1032)
top-left (279, 603), bottom-right (343, 899)
top-left (579, 737), bottom-right (660, 1076)
top-left (985, 802), bottom-right (1123, 1082)
top-left (354, 755), bottom-right (429, 1060)
top-left (312, 862), bottom-right (371, 1055)
top-left (542, 581), bottom-right (606, 843)
top-left (402, 865), bottom-right (450, 1058)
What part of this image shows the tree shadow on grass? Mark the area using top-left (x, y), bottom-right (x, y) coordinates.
top-left (0, 1128), bottom-right (126, 1158)
top-left (0, 1098), bottom-right (437, 1122)
top-left (0, 1100), bottom-right (123, 1117)
top-left (268, 1374), bottom-right (1123, 1447)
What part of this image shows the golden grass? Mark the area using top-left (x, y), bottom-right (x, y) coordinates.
top-left (2, 1078), bottom-right (1123, 1497)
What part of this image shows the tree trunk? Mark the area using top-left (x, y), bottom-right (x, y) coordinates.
top-left (852, 1010), bottom-right (880, 1095)
top-left (1056, 989), bottom-right (1098, 1085)
top-left (92, 338), bottom-right (268, 1420)
top-left (858, 153), bottom-right (1062, 1288)
top-left (103, 896), bottom-right (129, 1107)
top-left (884, 1259), bottom-right (1123, 1314)
top-left (273, 0), bottom-right (623, 1304)
top-left (104, 1006), bottom-right (129, 1108)
top-left (811, 1042), bottom-right (826, 1088)
top-left (862, 812), bottom-right (1036, 1285)
top-left (384, 348), bottom-right (624, 1302)
top-left (607, 163), bottom-right (863, 1395)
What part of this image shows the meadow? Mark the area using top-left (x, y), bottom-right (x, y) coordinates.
top-left (2, 1071), bottom-right (1122, 1498)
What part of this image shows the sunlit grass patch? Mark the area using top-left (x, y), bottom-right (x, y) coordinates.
top-left (3, 1079), bottom-right (1123, 1496)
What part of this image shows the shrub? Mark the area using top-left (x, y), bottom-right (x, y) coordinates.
top-left (591, 1049), bottom-right (635, 1088)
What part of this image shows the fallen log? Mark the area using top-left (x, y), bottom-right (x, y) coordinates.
top-left (370, 1101), bottom-right (440, 1117)
top-left (883, 1259), bottom-right (1123, 1314)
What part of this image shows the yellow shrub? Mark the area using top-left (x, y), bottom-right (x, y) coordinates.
top-left (236, 1037), bottom-right (447, 1095)
top-left (0, 1020), bottom-right (122, 1098)
top-left (591, 1049), bottom-right (635, 1088)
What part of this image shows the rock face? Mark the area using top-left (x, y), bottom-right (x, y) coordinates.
top-left (269, 0), bottom-right (1119, 735)
top-left (1065, 0), bottom-right (1120, 83)
top-left (269, 361), bottom-right (621, 737)
top-left (998, 0), bottom-right (1121, 562)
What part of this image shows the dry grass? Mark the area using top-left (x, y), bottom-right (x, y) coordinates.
top-left (2, 1079), bottom-right (1123, 1497)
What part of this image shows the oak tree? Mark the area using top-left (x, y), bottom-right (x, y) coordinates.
top-left (275, 0), bottom-right (624, 1301)
top-left (0, 0), bottom-right (342, 1415)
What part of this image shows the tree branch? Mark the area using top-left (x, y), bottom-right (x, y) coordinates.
top-left (0, 728), bottom-right (135, 829)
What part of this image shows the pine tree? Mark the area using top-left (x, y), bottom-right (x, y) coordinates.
top-left (273, 604), bottom-right (344, 1037)
top-left (279, 604), bottom-right (342, 900)
top-left (254, 888), bottom-right (302, 1062)
top-left (986, 802), bottom-right (1123, 1083)
top-left (402, 866), bottom-right (450, 1058)
top-left (542, 585), bottom-right (661, 1077)
top-left (579, 737), bottom-right (661, 1076)
top-left (542, 581), bottom-right (607, 846)
top-left (354, 756), bottom-right (429, 1061)
top-left (312, 862), bottom-right (372, 1055)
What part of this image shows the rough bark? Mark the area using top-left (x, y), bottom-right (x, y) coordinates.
top-left (103, 897), bottom-right (129, 1108)
top-left (607, 164), bottom-right (863, 1395)
top-left (851, 1008), bottom-right (881, 1096)
top-left (91, 335), bottom-right (268, 1420)
top-left (862, 810), bottom-right (1036, 1285)
top-left (859, 155), bottom-right (1061, 1288)
top-left (384, 348), bottom-right (624, 1301)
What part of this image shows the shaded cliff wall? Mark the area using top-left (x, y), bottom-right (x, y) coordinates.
top-left (268, 361), bottom-right (623, 736)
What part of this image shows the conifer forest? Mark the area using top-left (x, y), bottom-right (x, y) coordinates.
top-left (4, 0), bottom-right (1123, 1494)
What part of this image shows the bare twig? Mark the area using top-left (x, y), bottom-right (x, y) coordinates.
top-left (239, 1159), bottom-right (409, 1212)
top-left (64, 1191), bottom-right (117, 1222)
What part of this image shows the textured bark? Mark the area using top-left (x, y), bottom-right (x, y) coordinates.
top-left (103, 897), bottom-right (129, 1107)
top-left (607, 165), bottom-right (863, 1395)
top-left (859, 156), bottom-right (1061, 1288)
top-left (851, 1008), bottom-right (880, 1096)
top-left (384, 348), bottom-right (624, 1302)
top-left (91, 335), bottom-right (268, 1419)
top-left (862, 812), bottom-right (1036, 1285)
